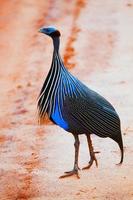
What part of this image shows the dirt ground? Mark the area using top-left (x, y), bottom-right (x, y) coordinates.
top-left (0, 0), bottom-right (133, 199)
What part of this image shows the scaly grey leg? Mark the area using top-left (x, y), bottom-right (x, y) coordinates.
top-left (60, 134), bottom-right (80, 179)
top-left (82, 134), bottom-right (99, 170)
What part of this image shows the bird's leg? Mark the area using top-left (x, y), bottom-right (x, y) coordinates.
top-left (82, 134), bottom-right (99, 170)
top-left (59, 134), bottom-right (80, 179)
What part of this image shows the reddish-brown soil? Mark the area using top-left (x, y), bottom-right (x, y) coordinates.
top-left (0, 0), bottom-right (133, 200)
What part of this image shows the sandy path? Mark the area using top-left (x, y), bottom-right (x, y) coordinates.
top-left (0, 0), bottom-right (133, 200)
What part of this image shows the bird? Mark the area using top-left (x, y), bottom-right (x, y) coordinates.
top-left (37, 26), bottom-right (124, 179)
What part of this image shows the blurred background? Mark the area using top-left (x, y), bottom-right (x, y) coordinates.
top-left (0, 0), bottom-right (133, 199)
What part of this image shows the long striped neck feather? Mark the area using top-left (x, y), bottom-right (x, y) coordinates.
top-left (53, 37), bottom-right (60, 53)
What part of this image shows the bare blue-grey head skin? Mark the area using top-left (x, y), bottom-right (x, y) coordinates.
top-left (39, 26), bottom-right (58, 35)
top-left (39, 26), bottom-right (60, 51)
top-left (38, 26), bottom-right (124, 179)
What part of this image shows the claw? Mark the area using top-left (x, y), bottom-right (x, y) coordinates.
top-left (59, 169), bottom-right (80, 179)
top-left (82, 160), bottom-right (93, 170)
top-left (94, 157), bottom-right (98, 167)
top-left (116, 162), bottom-right (122, 166)
top-left (82, 154), bottom-right (98, 170)
top-left (94, 151), bottom-right (100, 154)
top-left (64, 166), bottom-right (80, 174)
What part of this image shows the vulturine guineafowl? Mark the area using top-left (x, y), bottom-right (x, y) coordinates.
top-left (37, 26), bottom-right (124, 178)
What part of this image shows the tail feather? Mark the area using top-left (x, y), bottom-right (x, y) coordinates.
top-left (117, 135), bottom-right (124, 164)
top-left (110, 131), bottom-right (124, 164)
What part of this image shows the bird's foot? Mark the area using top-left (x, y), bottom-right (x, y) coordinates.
top-left (59, 167), bottom-right (80, 179)
top-left (82, 151), bottom-right (100, 170)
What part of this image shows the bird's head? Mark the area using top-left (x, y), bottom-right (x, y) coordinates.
top-left (39, 26), bottom-right (61, 38)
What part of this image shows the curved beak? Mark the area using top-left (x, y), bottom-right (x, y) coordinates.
top-left (38, 28), bottom-right (43, 33)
